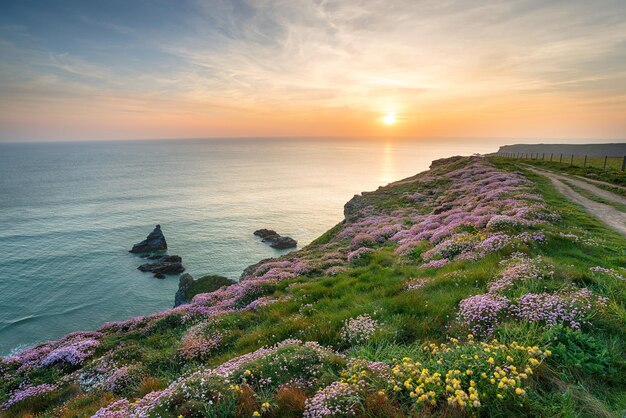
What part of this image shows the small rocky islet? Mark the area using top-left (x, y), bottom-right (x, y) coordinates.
top-left (130, 225), bottom-right (185, 278)
top-left (253, 228), bottom-right (297, 249)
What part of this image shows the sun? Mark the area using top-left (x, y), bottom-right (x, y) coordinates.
top-left (382, 113), bottom-right (397, 125)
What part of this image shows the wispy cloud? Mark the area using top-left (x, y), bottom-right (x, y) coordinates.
top-left (0, 0), bottom-right (625, 140)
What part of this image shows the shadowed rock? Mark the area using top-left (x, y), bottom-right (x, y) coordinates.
top-left (174, 273), bottom-right (235, 307)
top-left (129, 225), bottom-right (167, 253)
top-left (138, 254), bottom-right (185, 278)
top-left (253, 229), bottom-right (278, 239)
top-left (254, 229), bottom-right (297, 249)
top-left (264, 235), bottom-right (297, 249)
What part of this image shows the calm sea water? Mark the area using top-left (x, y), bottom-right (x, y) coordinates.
top-left (0, 138), bottom-right (503, 356)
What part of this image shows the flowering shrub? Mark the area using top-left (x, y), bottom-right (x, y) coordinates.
top-left (488, 255), bottom-right (548, 294)
top-left (178, 321), bottom-right (223, 361)
top-left (0, 383), bottom-right (57, 410)
top-left (303, 381), bottom-right (359, 417)
top-left (230, 343), bottom-right (344, 391)
top-left (510, 289), bottom-right (608, 330)
top-left (419, 259), bottom-right (449, 269)
top-left (91, 340), bottom-right (343, 417)
top-left (347, 247), bottom-right (374, 263)
top-left (458, 294), bottom-right (509, 337)
top-left (6, 331), bottom-right (103, 370)
top-left (351, 233), bottom-right (376, 249)
top-left (341, 315), bottom-right (380, 345)
top-left (103, 365), bottom-right (144, 394)
top-left (589, 266), bottom-right (625, 281)
top-left (486, 215), bottom-right (526, 231)
top-left (41, 338), bottom-right (100, 367)
top-left (422, 233), bottom-right (478, 260)
top-left (387, 338), bottom-right (550, 411)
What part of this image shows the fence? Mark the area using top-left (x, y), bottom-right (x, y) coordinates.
top-left (497, 152), bottom-right (626, 171)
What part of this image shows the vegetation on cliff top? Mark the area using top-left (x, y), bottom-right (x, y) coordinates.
top-left (1, 156), bottom-right (624, 417)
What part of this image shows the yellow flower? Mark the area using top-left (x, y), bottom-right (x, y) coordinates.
top-left (253, 412), bottom-right (261, 417)
top-left (244, 369), bottom-right (252, 376)
top-left (262, 402), bottom-right (270, 409)
top-left (487, 357), bottom-right (495, 364)
top-left (515, 387), bottom-right (526, 395)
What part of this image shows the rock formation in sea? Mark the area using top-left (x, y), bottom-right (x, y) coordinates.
top-left (129, 224), bottom-right (167, 253)
top-left (174, 273), bottom-right (235, 307)
top-left (137, 255), bottom-right (185, 278)
top-left (253, 229), bottom-right (297, 249)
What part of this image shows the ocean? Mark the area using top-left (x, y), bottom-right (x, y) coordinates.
top-left (0, 137), bottom-right (504, 356)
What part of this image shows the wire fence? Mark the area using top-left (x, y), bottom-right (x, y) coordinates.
top-left (497, 152), bottom-right (626, 171)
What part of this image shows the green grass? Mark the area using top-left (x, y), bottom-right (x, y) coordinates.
top-left (185, 274), bottom-right (235, 301)
top-left (501, 156), bottom-right (626, 188)
top-left (559, 179), bottom-right (626, 213)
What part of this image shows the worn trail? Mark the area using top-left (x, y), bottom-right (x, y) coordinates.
top-left (526, 166), bottom-right (626, 237)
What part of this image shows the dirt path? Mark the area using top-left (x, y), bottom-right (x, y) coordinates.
top-left (525, 166), bottom-right (626, 237)
top-left (572, 175), bottom-right (626, 193)
top-left (527, 166), bottom-right (626, 207)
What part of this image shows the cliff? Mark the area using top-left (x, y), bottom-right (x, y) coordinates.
top-left (493, 142), bottom-right (626, 157)
top-left (1, 156), bottom-right (625, 417)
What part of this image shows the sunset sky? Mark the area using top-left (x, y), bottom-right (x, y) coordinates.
top-left (1, 0), bottom-right (625, 141)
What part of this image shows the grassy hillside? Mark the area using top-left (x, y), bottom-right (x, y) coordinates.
top-left (1, 156), bottom-right (625, 417)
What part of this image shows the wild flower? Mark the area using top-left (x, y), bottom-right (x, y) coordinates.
top-left (387, 337), bottom-right (550, 411)
top-left (488, 256), bottom-right (547, 294)
top-left (6, 331), bottom-right (103, 370)
top-left (341, 314), bottom-right (380, 344)
top-left (325, 266), bottom-right (348, 276)
top-left (458, 294), bottom-right (509, 337)
top-left (103, 365), bottom-right (144, 394)
top-left (41, 338), bottom-right (100, 367)
top-left (351, 233), bottom-right (376, 249)
top-left (0, 383), bottom-right (57, 410)
top-left (419, 259), bottom-right (449, 269)
top-left (422, 233), bottom-right (478, 261)
top-left (405, 278), bottom-right (429, 290)
top-left (347, 247), bottom-right (374, 263)
top-left (486, 215), bottom-right (526, 231)
top-left (510, 288), bottom-right (608, 330)
top-left (303, 381), bottom-right (359, 417)
top-left (178, 322), bottom-right (223, 360)
top-left (589, 266), bottom-right (625, 281)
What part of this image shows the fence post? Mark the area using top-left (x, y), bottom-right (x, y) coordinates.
top-left (603, 156), bottom-right (607, 169)
top-left (550, 153), bottom-right (553, 162)
top-left (622, 156), bottom-right (625, 171)
top-left (542, 153), bottom-right (545, 160)
top-left (570, 155), bottom-right (574, 166)
top-left (559, 153), bottom-right (563, 163)
top-left (583, 155), bottom-right (587, 167)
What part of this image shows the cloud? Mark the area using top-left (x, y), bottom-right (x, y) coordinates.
top-left (0, 0), bottom-right (625, 139)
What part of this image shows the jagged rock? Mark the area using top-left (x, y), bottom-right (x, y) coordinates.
top-left (130, 225), bottom-right (167, 253)
top-left (138, 254), bottom-right (185, 278)
top-left (254, 229), bottom-right (297, 249)
top-left (253, 229), bottom-right (278, 239)
top-left (174, 273), bottom-right (235, 307)
top-left (264, 235), bottom-right (297, 249)
top-left (174, 273), bottom-right (195, 306)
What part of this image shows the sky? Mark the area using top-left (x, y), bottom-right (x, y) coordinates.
top-left (0, 0), bottom-right (625, 142)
